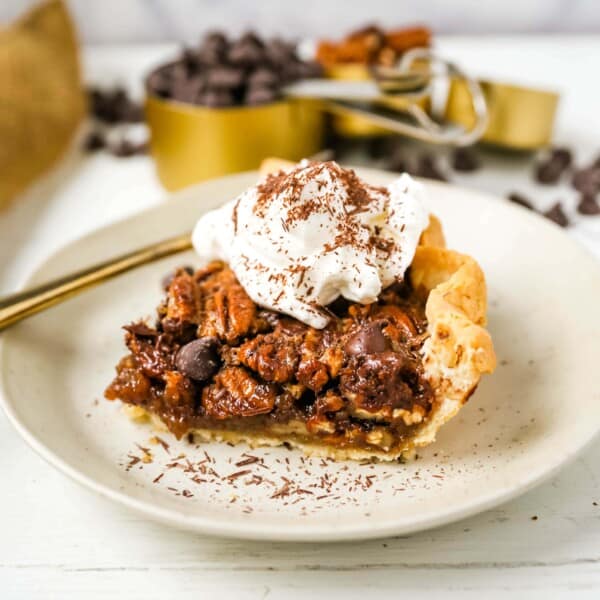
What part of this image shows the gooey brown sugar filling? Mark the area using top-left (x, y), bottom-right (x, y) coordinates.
top-left (105, 262), bottom-right (434, 451)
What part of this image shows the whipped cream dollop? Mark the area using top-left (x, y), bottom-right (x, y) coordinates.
top-left (192, 161), bottom-right (429, 328)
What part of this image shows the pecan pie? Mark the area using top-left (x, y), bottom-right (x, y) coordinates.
top-left (105, 161), bottom-right (495, 460)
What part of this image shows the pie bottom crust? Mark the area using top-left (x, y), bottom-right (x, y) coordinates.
top-left (120, 200), bottom-right (496, 461)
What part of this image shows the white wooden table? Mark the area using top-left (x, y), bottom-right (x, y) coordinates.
top-left (2, 37), bottom-right (600, 599)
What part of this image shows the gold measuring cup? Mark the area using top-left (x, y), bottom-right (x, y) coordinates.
top-left (146, 47), bottom-right (558, 191)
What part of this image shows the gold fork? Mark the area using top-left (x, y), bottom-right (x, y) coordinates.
top-left (0, 234), bottom-right (192, 332)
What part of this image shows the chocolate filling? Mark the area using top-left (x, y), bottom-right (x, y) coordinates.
top-left (105, 262), bottom-right (434, 452)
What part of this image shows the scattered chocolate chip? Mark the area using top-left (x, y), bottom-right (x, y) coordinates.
top-left (552, 147), bottom-right (573, 168)
top-left (245, 86), bottom-right (278, 106)
top-left (176, 337), bottom-right (220, 381)
top-left (535, 147), bottom-right (573, 184)
top-left (577, 193), bottom-right (600, 215)
top-left (543, 202), bottom-right (569, 227)
top-left (451, 147), bottom-right (480, 172)
top-left (507, 192), bottom-right (534, 210)
top-left (88, 87), bottom-right (143, 124)
top-left (366, 137), bottom-right (387, 160)
top-left (345, 323), bottom-right (391, 356)
top-left (83, 131), bottom-right (105, 152)
top-left (571, 166), bottom-right (600, 195)
top-left (108, 139), bottom-right (148, 158)
top-left (535, 159), bottom-right (564, 184)
top-left (387, 147), bottom-right (408, 172)
top-left (415, 154), bottom-right (448, 181)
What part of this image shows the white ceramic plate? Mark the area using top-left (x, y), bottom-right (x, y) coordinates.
top-left (2, 168), bottom-right (600, 541)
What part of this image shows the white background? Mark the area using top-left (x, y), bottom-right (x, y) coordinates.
top-left (2, 0), bottom-right (600, 40)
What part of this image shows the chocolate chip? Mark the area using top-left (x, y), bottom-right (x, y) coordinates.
top-left (206, 67), bottom-right (245, 89)
top-left (83, 131), bottom-right (105, 152)
top-left (147, 31), bottom-right (315, 109)
top-left (387, 147), bottom-right (408, 172)
top-left (264, 38), bottom-right (296, 66)
top-left (577, 194), bottom-right (600, 215)
top-left (247, 67), bottom-right (280, 88)
top-left (176, 337), bottom-right (220, 381)
top-left (535, 159), bottom-right (565, 184)
top-left (535, 147), bottom-right (573, 184)
top-left (199, 89), bottom-right (235, 107)
top-left (197, 33), bottom-right (228, 66)
top-left (170, 75), bottom-right (205, 104)
top-left (245, 86), bottom-right (278, 106)
top-left (552, 147), bottom-right (573, 168)
top-left (345, 323), bottom-right (391, 356)
top-left (451, 147), bottom-right (480, 172)
top-left (227, 40), bottom-right (264, 67)
top-left (572, 166), bottom-right (600, 195)
top-left (204, 31), bottom-right (228, 48)
top-left (543, 202), bottom-right (569, 227)
top-left (240, 31), bottom-right (265, 47)
top-left (366, 136), bottom-right (391, 160)
top-left (147, 70), bottom-right (172, 98)
top-left (416, 154), bottom-right (448, 181)
top-left (507, 192), bottom-right (534, 210)
top-left (108, 139), bottom-right (148, 158)
top-left (293, 60), bottom-right (323, 79)
top-left (88, 87), bottom-right (142, 124)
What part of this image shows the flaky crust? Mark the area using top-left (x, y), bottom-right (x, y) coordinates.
top-left (407, 244), bottom-right (496, 452)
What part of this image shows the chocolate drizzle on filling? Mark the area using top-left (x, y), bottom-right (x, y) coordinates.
top-left (105, 263), bottom-right (434, 453)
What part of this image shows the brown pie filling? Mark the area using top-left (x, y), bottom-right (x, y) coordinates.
top-left (105, 261), bottom-right (434, 453)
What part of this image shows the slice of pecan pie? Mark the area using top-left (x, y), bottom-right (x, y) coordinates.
top-left (105, 161), bottom-right (495, 460)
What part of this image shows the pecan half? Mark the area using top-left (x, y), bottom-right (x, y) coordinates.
top-left (202, 366), bottom-right (276, 419)
top-left (198, 268), bottom-right (256, 343)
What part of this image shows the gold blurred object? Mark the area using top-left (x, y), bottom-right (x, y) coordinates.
top-left (146, 95), bottom-right (324, 191)
top-left (324, 63), bottom-right (558, 148)
top-left (446, 79), bottom-right (559, 150)
top-left (0, 0), bottom-right (86, 208)
top-left (0, 234), bottom-right (192, 332)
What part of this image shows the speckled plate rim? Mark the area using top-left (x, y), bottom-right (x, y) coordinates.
top-left (1, 167), bottom-right (600, 542)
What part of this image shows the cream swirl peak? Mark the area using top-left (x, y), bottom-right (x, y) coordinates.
top-left (192, 161), bottom-right (429, 328)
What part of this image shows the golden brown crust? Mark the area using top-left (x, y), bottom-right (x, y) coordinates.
top-left (407, 246), bottom-right (496, 451)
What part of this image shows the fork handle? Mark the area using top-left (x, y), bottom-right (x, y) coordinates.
top-left (0, 234), bottom-right (192, 332)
